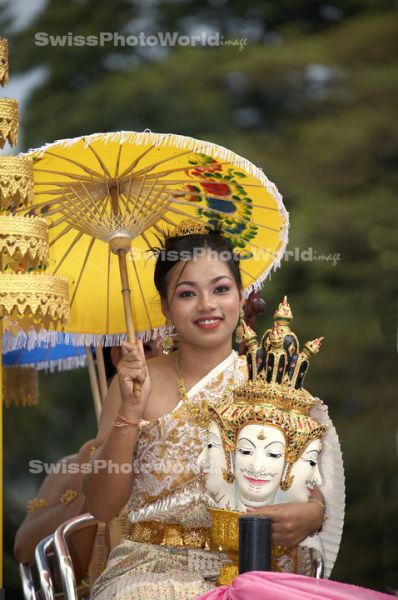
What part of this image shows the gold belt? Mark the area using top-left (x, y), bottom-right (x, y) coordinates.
top-left (126, 520), bottom-right (210, 550)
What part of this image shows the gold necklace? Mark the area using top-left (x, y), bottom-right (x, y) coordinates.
top-left (175, 353), bottom-right (236, 427)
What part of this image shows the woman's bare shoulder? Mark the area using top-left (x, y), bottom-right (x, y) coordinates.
top-left (145, 353), bottom-right (180, 418)
top-left (147, 352), bottom-right (175, 378)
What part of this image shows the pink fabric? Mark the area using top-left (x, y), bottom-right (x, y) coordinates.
top-left (195, 572), bottom-right (396, 600)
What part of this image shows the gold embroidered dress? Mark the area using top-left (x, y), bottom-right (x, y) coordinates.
top-left (91, 352), bottom-right (245, 599)
top-left (91, 352), bottom-right (345, 599)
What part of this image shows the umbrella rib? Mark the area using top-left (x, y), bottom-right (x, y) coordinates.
top-left (78, 179), bottom-right (108, 221)
top-left (34, 179), bottom-right (96, 187)
top-left (70, 237), bottom-right (96, 307)
top-left (48, 212), bottom-right (81, 229)
top-left (151, 222), bottom-right (167, 240)
top-left (119, 145), bottom-right (155, 179)
top-left (169, 197), bottom-right (280, 229)
top-left (118, 191), bottom-right (130, 216)
top-left (114, 143), bottom-right (123, 179)
top-left (53, 191), bottom-right (98, 235)
top-left (239, 265), bottom-right (256, 282)
top-left (131, 165), bottom-right (229, 181)
top-left (134, 183), bottom-right (168, 228)
top-left (167, 207), bottom-right (214, 230)
top-left (106, 245), bottom-right (111, 335)
top-left (132, 150), bottom-right (194, 178)
top-left (169, 190), bottom-right (279, 212)
top-left (141, 231), bottom-right (156, 253)
top-left (122, 171), bottom-right (136, 221)
top-left (247, 240), bottom-right (278, 257)
top-left (250, 221), bottom-right (283, 234)
top-left (129, 173), bottom-right (147, 216)
top-left (131, 254), bottom-right (154, 331)
top-left (141, 181), bottom-right (166, 217)
top-left (89, 174), bottom-right (108, 220)
top-left (132, 173), bottom-right (156, 219)
top-left (156, 178), bottom-right (265, 188)
top-left (34, 169), bottom-right (98, 183)
top-left (68, 184), bottom-right (105, 226)
top-left (49, 224), bottom-right (73, 247)
top-left (87, 142), bottom-right (113, 179)
top-left (53, 231), bottom-right (84, 274)
top-left (37, 151), bottom-right (104, 179)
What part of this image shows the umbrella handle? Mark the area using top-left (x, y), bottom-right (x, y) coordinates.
top-left (116, 248), bottom-right (141, 398)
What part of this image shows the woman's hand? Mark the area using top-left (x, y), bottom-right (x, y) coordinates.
top-left (117, 340), bottom-right (151, 415)
top-left (244, 500), bottom-right (324, 546)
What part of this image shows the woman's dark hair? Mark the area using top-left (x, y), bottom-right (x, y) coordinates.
top-left (153, 230), bottom-right (242, 302)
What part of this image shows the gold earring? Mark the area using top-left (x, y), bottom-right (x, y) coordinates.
top-left (161, 321), bottom-right (174, 355)
top-left (222, 450), bottom-right (235, 483)
top-left (280, 462), bottom-right (294, 491)
top-left (235, 307), bottom-right (245, 344)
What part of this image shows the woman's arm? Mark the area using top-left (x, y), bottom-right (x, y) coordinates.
top-left (14, 449), bottom-right (88, 564)
top-left (14, 494), bottom-right (87, 564)
top-left (83, 340), bottom-right (151, 522)
top-left (244, 487), bottom-right (325, 546)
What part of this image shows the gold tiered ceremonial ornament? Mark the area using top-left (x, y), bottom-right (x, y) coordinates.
top-left (208, 297), bottom-right (327, 584)
top-left (0, 37), bottom-right (69, 586)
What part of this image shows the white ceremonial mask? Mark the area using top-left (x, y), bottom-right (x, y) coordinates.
top-left (197, 420), bottom-right (235, 509)
top-left (234, 423), bottom-right (286, 510)
top-left (275, 438), bottom-right (322, 504)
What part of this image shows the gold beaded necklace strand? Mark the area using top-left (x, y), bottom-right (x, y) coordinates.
top-left (175, 353), bottom-right (236, 426)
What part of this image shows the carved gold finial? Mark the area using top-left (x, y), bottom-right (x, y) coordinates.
top-left (170, 219), bottom-right (208, 237)
top-left (269, 323), bottom-right (284, 349)
top-left (236, 318), bottom-right (257, 347)
top-left (274, 295), bottom-right (292, 323)
top-left (303, 337), bottom-right (324, 358)
top-left (0, 37), bottom-right (9, 86)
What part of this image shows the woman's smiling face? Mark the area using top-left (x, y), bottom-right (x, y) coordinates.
top-left (163, 251), bottom-right (242, 349)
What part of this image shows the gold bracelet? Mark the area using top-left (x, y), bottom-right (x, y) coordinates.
top-left (60, 488), bottom-right (79, 505)
top-left (27, 498), bottom-right (49, 513)
top-left (308, 497), bottom-right (327, 513)
top-left (112, 412), bottom-right (149, 432)
top-left (88, 445), bottom-right (97, 460)
top-left (308, 497), bottom-right (328, 534)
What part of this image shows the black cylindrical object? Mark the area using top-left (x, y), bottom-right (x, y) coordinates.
top-left (238, 515), bottom-right (272, 574)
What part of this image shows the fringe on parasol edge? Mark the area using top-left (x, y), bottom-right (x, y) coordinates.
top-left (3, 355), bottom-right (87, 372)
top-left (1, 324), bottom-right (171, 352)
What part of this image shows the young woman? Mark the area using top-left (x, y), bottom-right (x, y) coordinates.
top-left (84, 225), bottom-right (344, 599)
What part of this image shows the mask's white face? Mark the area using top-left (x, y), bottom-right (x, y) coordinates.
top-left (279, 438), bottom-right (322, 503)
top-left (234, 424), bottom-right (286, 509)
top-left (197, 420), bottom-right (234, 508)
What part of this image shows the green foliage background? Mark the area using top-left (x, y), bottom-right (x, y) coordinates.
top-left (2, 0), bottom-right (398, 596)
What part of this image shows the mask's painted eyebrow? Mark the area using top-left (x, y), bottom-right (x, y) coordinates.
top-left (237, 437), bottom-right (256, 448)
top-left (175, 275), bottom-right (233, 289)
top-left (303, 450), bottom-right (320, 458)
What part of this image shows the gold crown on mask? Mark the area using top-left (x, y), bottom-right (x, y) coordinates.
top-left (235, 296), bottom-right (324, 416)
top-left (208, 398), bottom-right (327, 487)
top-left (209, 401), bottom-right (326, 460)
top-left (170, 219), bottom-right (209, 238)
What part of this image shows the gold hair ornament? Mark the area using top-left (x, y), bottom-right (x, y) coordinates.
top-left (170, 218), bottom-right (208, 237)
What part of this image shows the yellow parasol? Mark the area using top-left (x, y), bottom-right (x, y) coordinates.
top-left (10, 131), bottom-right (288, 349)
